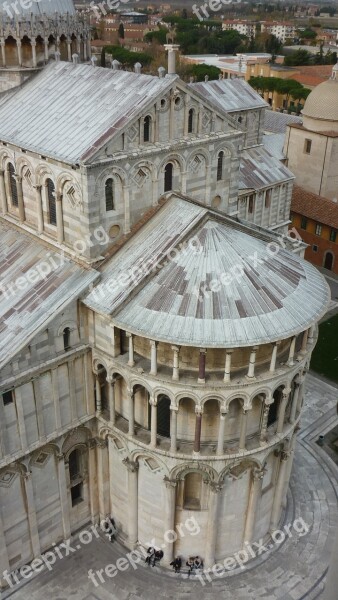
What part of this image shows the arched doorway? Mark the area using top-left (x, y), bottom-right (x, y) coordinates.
top-left (324, 251), bottom-right (334, 271)
top-left (157, 395), bottom-right (171, 438)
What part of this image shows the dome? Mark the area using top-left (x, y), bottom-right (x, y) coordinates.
top-left (302, 74), bottom-right (338, 121)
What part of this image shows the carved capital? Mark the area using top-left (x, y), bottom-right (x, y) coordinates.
top-left (97, 438), bottom-right (108, 449)
top-left (164, 476), bottom-right (177, 489)
top-left (208, 480), bottom-right (223, 493)
top-left (123, 457), bottom-right (139, 473)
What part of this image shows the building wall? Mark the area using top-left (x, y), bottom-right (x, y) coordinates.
top-left (290, 212), bottom-right (338, 274)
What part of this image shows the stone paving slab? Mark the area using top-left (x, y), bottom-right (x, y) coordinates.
top-left (2, 373), bottom-right (338, 600)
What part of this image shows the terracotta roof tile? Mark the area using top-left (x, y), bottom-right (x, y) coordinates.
top-left (291, 185), bottom-right (338, 229)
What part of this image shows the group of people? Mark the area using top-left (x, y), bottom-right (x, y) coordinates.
top-left (170, 555), bottom-right (203, 575)
top-left (102, 516), bottom-right (117, 542)
top-left (145, 547), bottom-right (164, 567)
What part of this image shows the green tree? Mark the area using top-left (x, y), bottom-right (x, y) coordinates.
top-left (118, 23), bottom-right (125, 39)
top-left (190, 64), bottom-right (221, 81)
top-left (284, 49), bottom-right (312, 66)
top-left (101, 47), bottom-right (106, 68)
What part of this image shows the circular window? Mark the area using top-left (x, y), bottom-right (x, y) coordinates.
top-left (109, 225), bottom-right (121, 239)
top-left (159, 97), bottom-right (169, 112)
top-left (174, 95), bottom-right (183, 110)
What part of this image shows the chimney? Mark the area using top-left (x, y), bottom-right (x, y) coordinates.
top-left (158, 66), bottom-right (166, 78)
top-left (189, 76), bottom-right (194, 83)
top-left (55, 51), bottom-right (61, 62)
top-left (72, 53), bottom-right (79, 65)
top-left (112, 59), bottom-right (120, 72)
top-left (134, 62), bottom-right (142, 74)
top-left (205, 75), bottom-right (209, 82)
top-left (91, 56), bottom-right (97, 67)
top-left (164, 44), bottom-right (180, 77)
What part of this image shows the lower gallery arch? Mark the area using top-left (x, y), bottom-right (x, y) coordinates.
top-left (174, 469), bottom-right (208, 558)
top-left (136, 455), bottom-right (165, 549)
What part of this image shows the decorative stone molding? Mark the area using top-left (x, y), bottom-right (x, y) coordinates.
top-left (122, 457), bottom-right (139, 473)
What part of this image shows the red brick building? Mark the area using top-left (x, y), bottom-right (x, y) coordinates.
top-left (290, 186), bottom-right (338, 274)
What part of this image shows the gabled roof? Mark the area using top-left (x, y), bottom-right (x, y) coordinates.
top-left (0, 221), bottom-right (98, 371)
top-left (264, 110), bottom-right (302, 134)
top-left (0, 0), bottom-right (75, 15)
top-left (0, 62), bottom-right (174, 164)
top-left (239, 145), bottom-right (293, 190)
top-left (189, 78), bottom-right (268, 113)
top-left (291, 185), bottom-right (338, 229)
top-left (84, 195), bottom-right (329, 348)
top-left (263, 133), bottom-right (286, 161)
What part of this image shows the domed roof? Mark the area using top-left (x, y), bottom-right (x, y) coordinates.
top-left (302, 67), bottom-right (338, 121)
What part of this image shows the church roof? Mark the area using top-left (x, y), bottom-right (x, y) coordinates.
top-left (239, 145), bottom-right (294, 190)
top-left (0, 0), bottom-right (75, 15)
top-left (84, 195), bottom-right (329, 348)
top-left (263, 110), bottom-right (302, 134)
top-left (0, 62), bottom-right (173, 164)
top-left (0, 221), bottom-right (98, 370)
top-left (189, 78), bottom-right (268, 113)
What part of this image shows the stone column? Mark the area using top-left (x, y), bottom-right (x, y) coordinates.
top-left (289, 383), bottom-right (300, 423)
top-left (0, 169), bottom-right (7, 214)
top-left (87, 439), bottom-right (99, 524)
top-left (23, 472), bottom-right (41, 557)
top-left (224, 349), bottom-right (233, 382)
top-left (260, 402), bottom-right (270, 444)
top-left (205, 164), bottom-right (211, 206)
top-left (243, 468), bottom-right (264, 544)
top-left (0, 508), bottom-right (10, 590)
top-left (44, 37), bottom-right (49, 61)
top-left (299, 329), bottom-right (309, 356)
top-left (287, 336), bottom-right (297, 366)
top-left (128, 390), bottom-right (134, 436)
top-left (33, 378), bottom-right (46, 441)
top-left (217, 411), bottom-right (226, 455)
top-left (107, 376), bottom-right (116, 426)
top-left (34, 185), bottom-right (44, 234)
top-left (123, 185), bottom-right (131, 234)
top-left (83, 38), bottom-right (88, 61)
top-left (276, 388), bottom-right (291, 434)
top-left (127, 332), bottom-right (135, 367)
top-left (150, 397), bottom-right (157, 448)
top-left (297, 376), bottom-right (306, 413)
top-left (68, 359), bottom-right (77, 422)
top-left (205, 482), bottom-right (222, 568)
top-left (56, 193), bottom-right (64, 244)
top-left (170, 406), bottom-right (178, 453)
top-left (51, 368), bottom-right (62, 431)
top-left (123, 458), bottom-right (139, 548)
top-left (17, 40), bottom-right (22, 67)
top-left (0, 40), bottom-right (6, 68)
top-left (247, 346), bottom-right (259, 378)
top-left (31, 41), bottom-right (37, 67)
top-left (198, 348), bottom-right (207, 383)
top-left (67, 38), bottom-right (72, 62)
top-left (15, 387), bottom-right (28, 451)
top-left (307, 325), bottom-right (315, 346)
top-left (172, 345), bottom-right (180, 381)
top-left (270, 450), bottom-right (290, 531)
top-left (181, 170), bottom-right (187, 194)
top-left (193, 407), bottom-right (203, 455)
top-left (95, 375), bottom-right (102, 414)
top-left (269, 341), bottom-right (280, 372)
top-left (97, 438), bottom-right (110, 520)
top-left (16, 175), bottom-right (25, 222)
top-left (57, 453), bottom-right (71, 540)
top-left (150, 340), bottom-right (158, 376)
top-left (239, 408), bottom-right (248, 450)
top-left (162, 477), bottom-right (177, 566)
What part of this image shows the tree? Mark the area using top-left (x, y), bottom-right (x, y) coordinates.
top-left (284, 49), bottom-right (312, 66)
top-left (118, 23), bottom-right (125, 39)
top-left (101, 47), bottom-right (106, 68)
top-left (190, 64), bottom-right (221, 81)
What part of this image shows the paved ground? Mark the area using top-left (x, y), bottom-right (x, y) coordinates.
top-left (2, 373), bottom-right (338, 600)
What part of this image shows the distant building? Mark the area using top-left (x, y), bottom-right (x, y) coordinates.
top-left (222, 20), bottom-right (256, 39)
top-left (261, 22), bottom-right (296, 43)
top-left (286, 63), bottom-right (338, 273)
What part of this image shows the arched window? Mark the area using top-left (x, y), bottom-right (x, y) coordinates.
top-left (217, 151), bottom-right (224, 181)
top-left (183, 472), bottom-right (202, 510)
top-left (46, 178), bottom-right (56, 225)
top-left (164, 162), bottom-right (173, 192)
top-left (69, 448), bottom-right (83, 506)
top-left (63, 327), bottom-right (71, 351)
top-left (8, 163), bottom-right (18, 207)
top-left (105, 178), bottom-right (114, 211)
top-left (144, 115), bottom-right (152, 143)
top-left (188, 108), bottom-right (194, 134)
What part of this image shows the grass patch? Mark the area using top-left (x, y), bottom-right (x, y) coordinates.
top-left (310, 314), bottom-right (338, 383)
